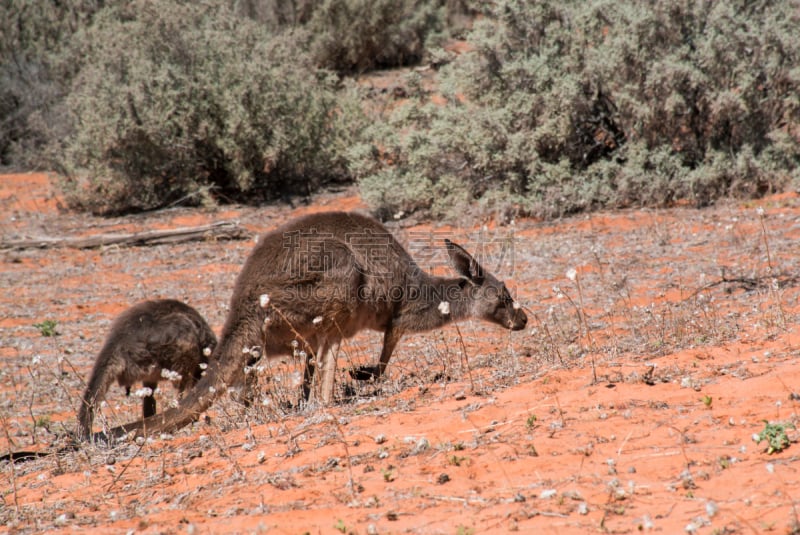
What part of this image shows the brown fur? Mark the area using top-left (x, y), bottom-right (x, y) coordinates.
top-left (77, 299), bottom-right (217, 441)
top-left (109, 212), bottom-right (526, 438)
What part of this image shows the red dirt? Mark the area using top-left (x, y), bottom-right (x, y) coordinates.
top-left (2, 173), bottom-right (800, 534)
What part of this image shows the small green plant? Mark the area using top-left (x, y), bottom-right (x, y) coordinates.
top-left (448, 455), bottom-right (467, 467)
top-left (33, 320), bottom-right (57, 337)
top-left (35, 415), bottom-right (51, 429)
top-left (525, 414), bottom-right (538, 430)
top-left (456, 526), bottom-right (475, 535)
top-left (754, 420), bottom-right (795, 454)
top-left (702, 395), bottom-right (713, 408)
top-left (334, 519), bottom-right (347, 533)
top-left (381, 468), bottom-right (395, 482)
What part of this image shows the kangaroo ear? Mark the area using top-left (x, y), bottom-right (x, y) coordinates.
top-left (445, 239), bottom-right (485, 284)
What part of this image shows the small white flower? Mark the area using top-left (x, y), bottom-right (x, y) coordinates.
top-left (263, 316), bottom-right (272, 327)
top-left (705, 501), bottom-right (718, 518)
top-left (756, 207), bottom-right (765, 217)
top-left (133, 387), bottom-right (153, 398)
top-left (566, 267), bottom-right (577, 281)
top-left (202, 347), bottom-right (212, 357)
top-left (259, 294), bottom-right (271, 308)
top-left (539, 489), bottom-right (557, 499)
top-left (312, 316), bottom-right (323, 325)
top-left (291, 340), bottom-right (299, 348)
top-left (438, 301), bottom-right (450, 315)
top-left (31, 355), bottom-right (42, 366)
top-left (512, 302), bottom-right (521, 310)
top-left (208, 386), bottom-right (216, 394)
top-left (160, 369), bottom-right (182, 382)
top-left (199, 362), bottom-right (208, 370)
top-left (752, 433), bottom-right (761, 443)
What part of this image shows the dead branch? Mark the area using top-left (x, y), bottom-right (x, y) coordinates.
top-left (1, 220), bottom-right (249, 250)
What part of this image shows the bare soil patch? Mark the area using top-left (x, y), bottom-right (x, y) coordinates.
top-left (2, 173), bottom-right (800, 534)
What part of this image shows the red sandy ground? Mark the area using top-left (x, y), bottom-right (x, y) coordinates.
top-left (1, 173), bottom-right (800, 534)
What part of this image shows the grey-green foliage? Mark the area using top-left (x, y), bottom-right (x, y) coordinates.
top-left (0, 0), bottom-right (113, 167)
top-left (352, 0), bottom-right (800, 220)
top-left (303, 0), bottom-right (444, 73)
top-left (232, 0), bottom-right (468, 73)
top-left (54, 0), bottom-right (364, 214)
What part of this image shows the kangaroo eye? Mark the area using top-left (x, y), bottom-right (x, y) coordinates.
top-left (502, 286), bottom-right (513, 303)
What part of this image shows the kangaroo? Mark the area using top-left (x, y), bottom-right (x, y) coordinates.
top-left (108, 211), bottom-right (527, 438)
top-left (77, 299), bottom-right (217, 441)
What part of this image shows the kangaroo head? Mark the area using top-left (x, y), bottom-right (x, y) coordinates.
top-left (445, 239), bottom-right (528, 331)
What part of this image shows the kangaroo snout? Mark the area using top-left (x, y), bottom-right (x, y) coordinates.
top-left (509, 309), bottom-right (528, 330)
top-left (507, 310), bottom-right (528, 331)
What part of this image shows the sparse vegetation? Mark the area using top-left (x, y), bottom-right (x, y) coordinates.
top-left (2, 172), bottom-right (800, 532)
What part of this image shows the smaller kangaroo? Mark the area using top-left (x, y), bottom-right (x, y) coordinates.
top-left (107, 211), bottom-right (527, 439)
top-left (76, 299), bottom-right (217, 441)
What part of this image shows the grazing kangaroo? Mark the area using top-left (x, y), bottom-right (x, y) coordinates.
top-left (77, 299), bottom-right (217, 441)
top-left (109, 211), bottom-right (527, 438)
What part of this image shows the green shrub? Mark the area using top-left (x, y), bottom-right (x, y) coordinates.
top-left (353, 0), bottom-right (800, 220)
top-left (52, 0), bottom-right (364, 214)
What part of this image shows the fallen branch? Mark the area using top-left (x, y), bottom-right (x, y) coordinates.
top-left (685, 272), bottom-right (799, 300)
top-left (1, 220), bottom-right (249, 250)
